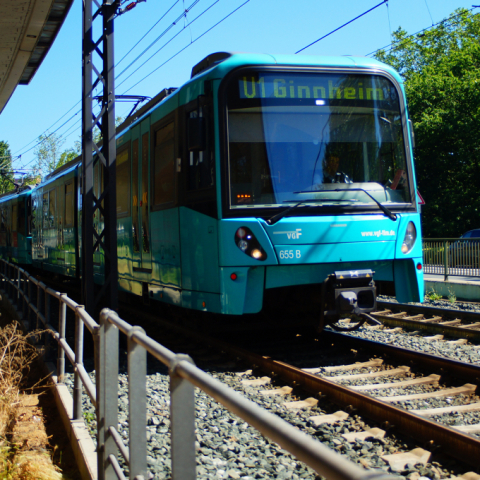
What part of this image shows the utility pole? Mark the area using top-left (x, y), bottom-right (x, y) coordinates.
top-left (82, 0), bottom-right (119, 315)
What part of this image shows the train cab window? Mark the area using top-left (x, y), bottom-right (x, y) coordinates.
top-left (12, 205), bottom-right (18, 232)
top-left (153, 122), bottom-right (175, 206)
top-left (188, 109), bottom-right (214, 191)
top-left (65, 182), bottom-right (74, 227)
top-left (117, 148), bottom-right (131, 217)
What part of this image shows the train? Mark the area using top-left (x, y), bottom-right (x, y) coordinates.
top-left (0, 52), bottom-right (424, 330)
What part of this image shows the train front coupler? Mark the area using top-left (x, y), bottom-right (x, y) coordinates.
top-left (318, 270), bottom-right (378, 332)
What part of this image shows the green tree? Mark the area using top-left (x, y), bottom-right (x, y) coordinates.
top-left (375, 9), bottom-right (480, 237)
top-left (33, 131), bottom-right (74, 177)
top-left (0, 141), bottom-right (14, 194)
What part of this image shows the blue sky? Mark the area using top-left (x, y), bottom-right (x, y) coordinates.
top-left (0, 0), bottom-right (474, 174)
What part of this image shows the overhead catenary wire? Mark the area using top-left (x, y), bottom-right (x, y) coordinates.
top-left (115, 0), bottom-right (201, 80)
top-left (295, 0), bottom-right (388, 54)
top-left (115, 0), bottom-right (181, 67)
top-left (366, 6), bottom-right (479, 57)
top-left (13, 100), bottom-right (81, 157)
top-left (121, 0), bottom-right (251, 94)
top-left (117, 0), bottom-right (224, 90)
top-left (423, 0), bottom-right (434, 26)
top-left (13, 1), bottom-right (185, 163)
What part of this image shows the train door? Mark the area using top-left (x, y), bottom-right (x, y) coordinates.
top-left (131, 125), bottom-right (141, 269)
top-left (139, 119), bottom-right (152, 272)
top-left (11, 204), bottom-right (18, 248)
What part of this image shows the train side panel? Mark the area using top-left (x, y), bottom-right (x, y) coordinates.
top-left (0, 188), bottom-right (33, 265)
top-left (32, 165), bottom-right (79, 276)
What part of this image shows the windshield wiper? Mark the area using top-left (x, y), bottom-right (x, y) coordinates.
top-left (335, 188), bottom-right (397, 221)
top-left (293, 187), bottom-right (397, 221)
top-left (266, 202), bottom-right (311, 225)
top-left (266, 198), bottom-right (354, 225)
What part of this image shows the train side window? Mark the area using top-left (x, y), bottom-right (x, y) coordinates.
top-left (65, 182), bottom-right (74, 227)
top-left (153, 122), bottom-right (175, 206)
top-left (12, 205), bottom-right (18, 232)
top-left (31, 197), bottom-right (37, 231)
top-left (188, 108), bottom-right (213, 190)
top-left (117, 147), bottom-right (131, 217)
top-left (49, 190), bottom-right (56, 228)
top-left (19, 201), bottom-right (26, 237)
top-left (1, 208), bottom-right (5, 232)
top-left (43, 193), bottom-right (49, 229)
top-left (132, 139), bottom-right (140, 252)
top-left (141, 133), bottom-right (150, 252)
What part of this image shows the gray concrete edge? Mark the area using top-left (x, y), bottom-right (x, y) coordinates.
top-left (43, 361), bottom-right (98, 480)
top-left (0, 288), bottom-right (98, 480)
top-left (425, 279), bottom-right (480, 302)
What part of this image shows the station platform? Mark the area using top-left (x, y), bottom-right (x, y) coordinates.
top-left (424, 273), bottom-right (480, 302)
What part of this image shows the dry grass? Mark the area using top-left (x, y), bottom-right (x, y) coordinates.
top-left (0, 322), bottom-right (63, 480)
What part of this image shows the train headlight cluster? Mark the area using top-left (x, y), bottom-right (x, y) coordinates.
top-left (235, 227), bottom-right (267, 261)
top-left (401, 222), bottom-right (417, 254)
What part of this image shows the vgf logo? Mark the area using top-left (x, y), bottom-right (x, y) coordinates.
top-left (273, 228), bottom-right (303, 240)
top-left (286, 229), bottom-right (302, 239)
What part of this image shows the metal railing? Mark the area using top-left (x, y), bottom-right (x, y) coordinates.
top-left (0, 259), bottom-right (393, 480)
top-left (423, 238), bottom-right (480, 279)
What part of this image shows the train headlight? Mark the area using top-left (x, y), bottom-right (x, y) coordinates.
top-left (401, 222), bottom-right (417, 254)
top-left (235, 227), bottom-right (267, 261)
top-left (251, 249), bottom-right (262, 259)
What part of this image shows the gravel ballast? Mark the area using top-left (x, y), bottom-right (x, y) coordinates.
top-left (63, 296), bottom-right (480, 479)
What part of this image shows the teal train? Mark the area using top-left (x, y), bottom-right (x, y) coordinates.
top-left (0, 52), bottom-right (424, 330)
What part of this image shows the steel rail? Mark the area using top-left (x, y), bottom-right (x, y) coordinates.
top-left (322, 331), bottom-right (480, 384)
top-left (142, 314), bottom-right (480, 469)
top-left (377, 300), bottom-right (480, 321)
top-left (216, 338), bottom-right (480, 467)
top-left (374, 301), bottom-right (480, 340)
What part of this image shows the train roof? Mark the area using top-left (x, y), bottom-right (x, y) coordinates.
top-left (189, 52), bottom-right (404, 84)
top-left (116, 52), bottom-right (405, 136)
top-left (0, 184), bottom-right (34, 202)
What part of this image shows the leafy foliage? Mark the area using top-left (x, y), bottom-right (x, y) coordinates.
top-left (375, 9), bottom-right (480, 237)
top-left (32, 131), bottom-right (74, 178)
top-left (0, 141), bottom-right (14, 194)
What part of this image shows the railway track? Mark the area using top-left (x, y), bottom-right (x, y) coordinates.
top-left (369, 301), bottom-right (480, 340)
top-left (206, 331), bottom-right (480, 469)
top-left (113, 304), bottom-right (480, 473)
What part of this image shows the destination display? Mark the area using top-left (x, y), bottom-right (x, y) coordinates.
top-left (237, 72), bottom-right (398, 103)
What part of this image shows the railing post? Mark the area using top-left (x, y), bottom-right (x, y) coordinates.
top-left (169, 354), bottom-right (196, 480)
top-left (44, 288), bottom-right (52, 360)
top-left (36, 282), bottom-right (42, 330)
top-left (57, 294), bottom-right (67, 383)
top-left (97, 309), bottom-right (119, 480)
top-left (9, 264), bottom-right (14, 299)
top-left (73, 306), bottom-right (85, 420)
top-left (27, 278), bottom-right (32, 329)
top-left (444, 240), bottom-right (448, 281)
top-left (127, 326), bottom-right (148, 480)
top-left (6, 263), bottom-right (10, 298)
top-left (16, 268), bottom-right (21, 311)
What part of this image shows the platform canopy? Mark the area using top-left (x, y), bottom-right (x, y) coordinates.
top-left (0, 0), bottom-right (73, 115)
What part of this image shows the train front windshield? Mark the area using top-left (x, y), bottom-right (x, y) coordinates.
top-left (225, 70), bottom-right (413, 212)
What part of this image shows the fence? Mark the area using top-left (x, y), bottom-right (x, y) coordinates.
top-left (0, 259), bottom-right (393, 480)
top-left (423, 238), bottom-right (480, 279)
